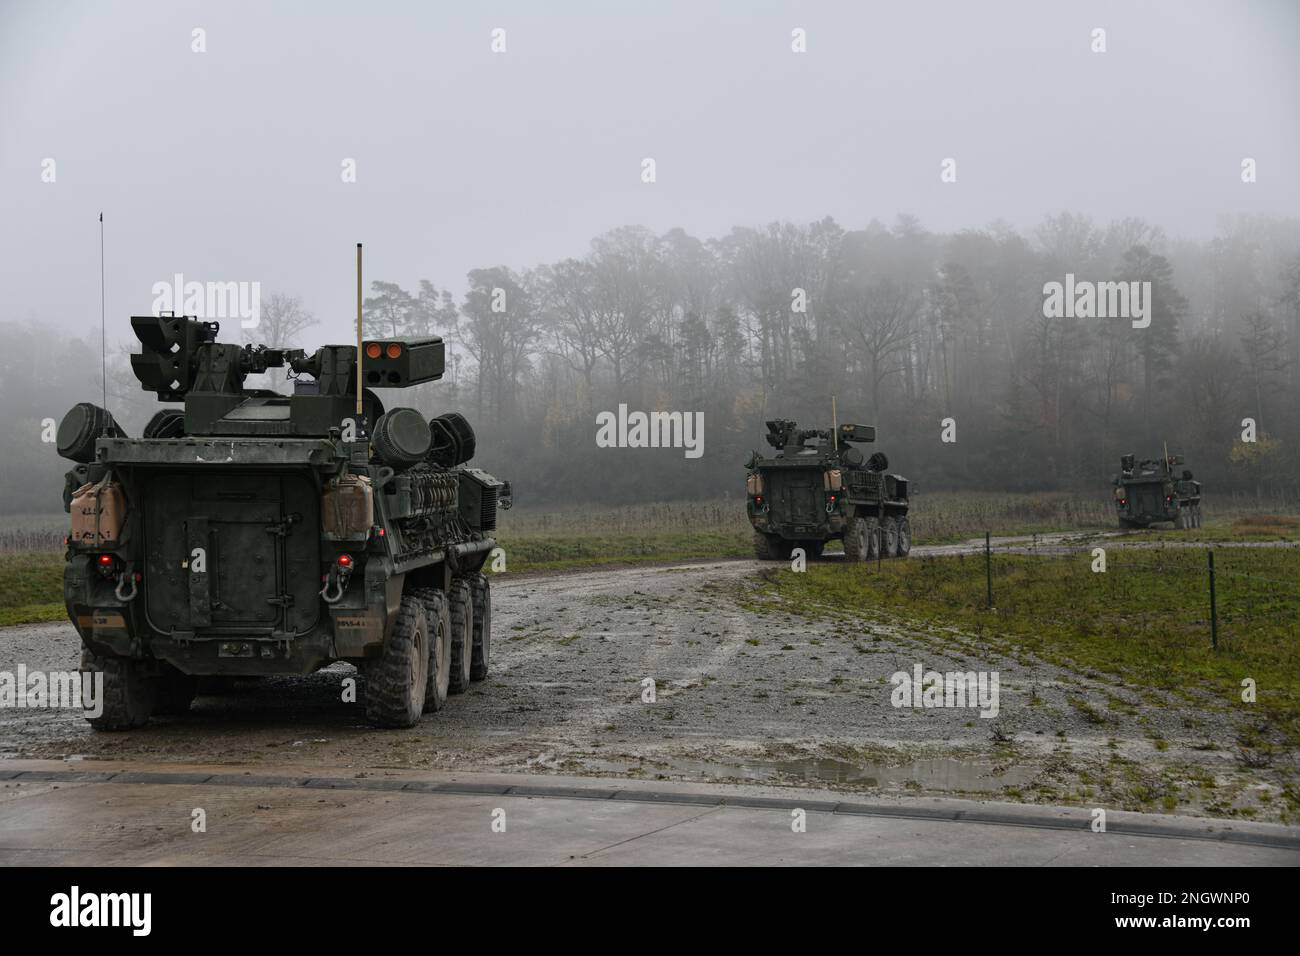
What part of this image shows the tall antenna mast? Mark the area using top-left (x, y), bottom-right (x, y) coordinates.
top-left (356, 242), bottom-right (364, 426)
top-left (832, 395), bottom-right (838, 451)
top-left (99, 213), bottom-right (106, 409)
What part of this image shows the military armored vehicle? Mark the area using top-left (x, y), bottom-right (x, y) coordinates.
top-left (1113, 452), bottom-right (1201, 529)
top-left (746, 419), bottom-right (910, 561)
top-left (57, 314), bottom-right (510, 730)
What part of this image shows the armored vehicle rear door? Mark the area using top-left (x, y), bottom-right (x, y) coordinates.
top-left (144, 472), bottom-right (320, 635)
top-left (1128, 481), bottom-right (1163, 517)
top-left (769, 467), bottom-right (823, 531)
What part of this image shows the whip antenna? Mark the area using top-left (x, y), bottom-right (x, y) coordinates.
top-left (356, 242), bottom-right (364, 426)
top-left (99, 212), bottom-right (106, 408)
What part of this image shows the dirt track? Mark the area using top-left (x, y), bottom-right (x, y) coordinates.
top-left (1, 537), bottom-right (1295, 822)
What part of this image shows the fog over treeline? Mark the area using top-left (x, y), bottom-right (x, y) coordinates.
top-left (3, 209), bottom-right (1299, 514)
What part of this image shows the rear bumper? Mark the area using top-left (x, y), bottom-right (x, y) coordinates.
top-left (66, 552), bottom-right (390, 675)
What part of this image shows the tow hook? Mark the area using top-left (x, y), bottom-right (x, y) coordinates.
top-left (321, 565), bottom-right (351, 604)
top-left (115, 570), bottom-right (139, 602)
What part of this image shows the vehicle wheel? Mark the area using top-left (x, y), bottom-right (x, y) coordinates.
top-left (880, 517), bottom-right (899, 558)
top-left (414, 588), bottom-right (451, 713)
top-left (753, 531), bottom-right (781, 560)
top-left (896, 516), bottom-right (912, 557)
top-left (469, 573), bottom-right (491, 681)
top-left (1194, 505), bottom-right (1203, 528)
top-left (863, 517), bottom-right (881, 560)
top-left (843, 517), bottom-right (868, 561)
top-left (81, 648), bottom-right (155, 731)
top-left (153, 665), bottom-right (197, 716)
top-left (364, 590), bottom-right (429, 727)
top-left (447, 578), bottom-right (474, 695)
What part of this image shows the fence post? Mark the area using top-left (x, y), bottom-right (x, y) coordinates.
top-left (1208, 549), bottom-right (1217, 649)
top-left (985, 530), bottom-right (993, 609)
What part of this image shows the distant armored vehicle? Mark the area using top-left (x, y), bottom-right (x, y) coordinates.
top-left (58, 314), bottom-right (510, 730)
top-left (1113, 452), bottom-right (1201, 528)
top-left (746, 419), bottom-right (910, 561)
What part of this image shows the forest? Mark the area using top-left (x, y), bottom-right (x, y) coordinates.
top-left (3, 210), bottom-right (1299, 514)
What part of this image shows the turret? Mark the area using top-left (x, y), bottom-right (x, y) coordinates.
top-left (127, 315), bottom-right (445, 437)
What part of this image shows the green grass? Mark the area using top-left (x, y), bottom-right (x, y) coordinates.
top-left (1122, 513), bottom-right (1300, 544)
top-left (496, 530), bottom-right (751, 573)
top-left (757, 547), bottom-right (1300, 747)
top-left (0, 552), bottom-right (65, 626)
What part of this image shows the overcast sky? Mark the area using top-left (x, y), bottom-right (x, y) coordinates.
top-left (1, 0), bottom-right (1297, 348)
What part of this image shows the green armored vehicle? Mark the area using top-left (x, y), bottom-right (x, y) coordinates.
top-left (1113, 452), bottom-right (1201, 529)
top-left (746, 419), bottom-right (910, 561)
top-left (58, 314), bottom-right (510, 730)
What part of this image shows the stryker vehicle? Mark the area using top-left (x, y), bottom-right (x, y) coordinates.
top-left (1113, 452), bottom-right (1201, 529)
top-left (746, 419), bottom-right (910, 561)
top-left (58, 314), bottom-right (510, 730)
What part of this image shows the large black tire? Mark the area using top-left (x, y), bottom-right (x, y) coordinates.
top-left (843, 517), bottom-right (868, 561)
top-left (753, 531), bottom-right (780, 560)
top-left (447, 578), bottom-right (473, 695)
top-left (896, 516), bottom-right (912, 557)
top-left (880, 517), bottom-right (899, 558)
top-left (414, 588), bottom-right (451, 713)
top-left (153, 665), bottom-right (198, 716)
top-left (364, 591), bottom-right (430, 727)
top-left (848, 516), bottom-right (881, 561)
top-left (81, 649), bottom-right (156, 730)
top-left (469, 573), bottom-right (491, 681)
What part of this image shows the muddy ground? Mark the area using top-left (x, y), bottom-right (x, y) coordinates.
top-left (1, 534), bottom-right (1295, 823)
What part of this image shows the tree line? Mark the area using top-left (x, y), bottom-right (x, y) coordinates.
top-left (3, 211), bottom-right (1299, 514)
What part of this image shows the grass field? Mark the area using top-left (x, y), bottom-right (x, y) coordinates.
top-left (492, 491), bottom-right (1119, 569)
top-left (1122, 512), bottom-right (1300, 543)
top-left (2, 495), bottom-right (1298, 623)
top-left (756, 545), bottom-right (1300, 752)
top-left (0, 552), bottom-right (65, 627)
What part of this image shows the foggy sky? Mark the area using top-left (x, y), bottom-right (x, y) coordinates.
top-left (1, 0), bottom-right (1297, 350)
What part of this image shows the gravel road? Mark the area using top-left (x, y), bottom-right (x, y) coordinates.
top-left (1, 536), bottom-right (1294, 822)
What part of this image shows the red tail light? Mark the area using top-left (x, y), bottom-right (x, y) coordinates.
top-left (337, 553), bottom-right (353, 568)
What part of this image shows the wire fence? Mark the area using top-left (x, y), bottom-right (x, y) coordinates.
top-left (0, 519), bottom-right (65, 554)
top-left (961, 532), bottom-right (1300, 651)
